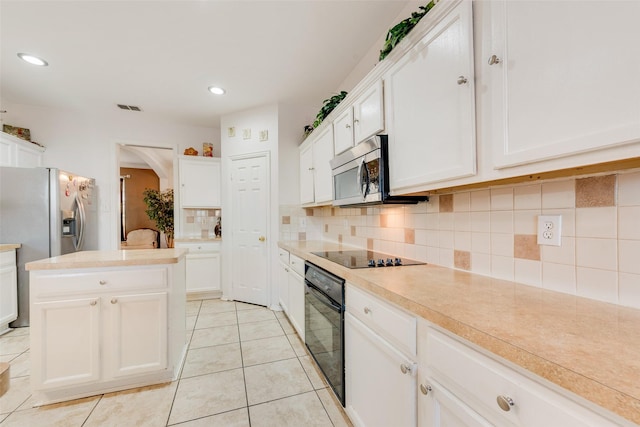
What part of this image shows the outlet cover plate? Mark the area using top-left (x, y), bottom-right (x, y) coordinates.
top-left (537, 215), bottom-right (562, 246)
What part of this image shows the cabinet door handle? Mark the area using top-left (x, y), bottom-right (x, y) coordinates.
top-left (400, 363), bottom-right (416, 375)
top-left (308, 167), bottom-right (314, 171)
top-left (420, 383), bottom-right (432, 395)
top-left (353, 119), bottom-right (359, 124)
top-left (99, 280), bottom-right (106, 285)
top-left (285, 267), bottom-right (290, 272)
top-left (496, 395), bottom-right (515, 412)
top-left (457, 76), bottom-right (468, 85)
top-left (345, 123), bottom-right (351, 129)
top-left (90, 300), bottom-right (97, 306)
top-left (488, 54), bottom-right (501, 65)
top-left (259, 236), bottom-right (266, 242)
top-left (363, 307), bottom-right (371, 314)
top-left (111, 298), bottom-right (118, 304)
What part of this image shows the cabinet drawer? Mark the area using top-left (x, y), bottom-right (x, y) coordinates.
top-left (426, 328), bottom-right (618, 427)
top-left (32, 267), bottom-right (168, 296)
top-left (278, 248), bottom-right (290, 265)
top-left (0, 250), bottom-right (16, 267)
top-left (174, 241), bottom-right (220, 253)
top-left (289, 254), bottom-right (304, 276)
top-left (346, 284), bottom-right (416, 356)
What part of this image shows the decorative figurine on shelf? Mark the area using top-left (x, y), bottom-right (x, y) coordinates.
top-left (214, 217), bottom-right (221, 238)
top-left (183, 147), bottom-right (198, 156)
top-left (203, 143), bottom-right (213, 157)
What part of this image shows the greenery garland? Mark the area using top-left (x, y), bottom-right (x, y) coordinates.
top-left (379, 1), bottom-right (436, 61)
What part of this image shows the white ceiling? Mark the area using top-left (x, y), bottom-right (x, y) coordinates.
top-left (0, 0), bottom-right (411, 129)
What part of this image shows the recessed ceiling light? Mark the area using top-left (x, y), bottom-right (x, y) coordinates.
top-left (208, 86), bottom-right (225, 95)
top-left (17, 53), bottom-right (48, 66)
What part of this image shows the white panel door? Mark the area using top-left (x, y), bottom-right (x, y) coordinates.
top-left (345, 312), bottom-right (416, 427)
top-left (299, 141), bottom-right (314, 204)
top-left (333, 108), bottom-right (354, 155)
top-left (353, 80), bottom-right (385, 145)
top-left (312, 126), bottom-right (334, 204)
top-left (31, 297), bottom-right (101, 389)
top-left (108, 292), bottom-right (168, 377)
top-left (0, 264), bottom-right (17, 326)
top-left (231, 155), bottom-right (269, 306)
top-left (490, 0), bottom-right (640, 168)
top-left (386, 0), bottom-right (476, 192)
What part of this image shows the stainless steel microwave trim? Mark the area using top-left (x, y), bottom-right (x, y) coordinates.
top-left (330, 135), bottom-right (429, 207)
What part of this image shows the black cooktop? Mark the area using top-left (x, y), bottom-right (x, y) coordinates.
top-left (311, 250), bottom-right (425, 269)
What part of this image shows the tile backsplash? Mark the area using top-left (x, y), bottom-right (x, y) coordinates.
top-left (181, 208), bottom-right (221, 238)
top-left (280, 169), bottom-right (640, 309)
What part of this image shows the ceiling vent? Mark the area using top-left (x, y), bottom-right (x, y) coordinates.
top-left (117, 104), bottom-right (142, 111)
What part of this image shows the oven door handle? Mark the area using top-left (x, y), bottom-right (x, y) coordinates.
top-left (306, 282), bottom-right (342, 312)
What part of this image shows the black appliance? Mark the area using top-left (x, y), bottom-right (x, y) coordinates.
top-left (304, 261), bottom-right (346, 406)
top-left (312, 250), bottom-right (425, 269)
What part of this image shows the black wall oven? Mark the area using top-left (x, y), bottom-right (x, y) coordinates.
top-left (304, 261), bottom-right (345, 406)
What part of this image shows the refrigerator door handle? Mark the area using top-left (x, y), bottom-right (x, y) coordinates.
top-left (74, 193), bottom-right (86, 251)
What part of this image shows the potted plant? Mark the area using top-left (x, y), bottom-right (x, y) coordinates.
top-left (142, 188), bottom-right (174, 248)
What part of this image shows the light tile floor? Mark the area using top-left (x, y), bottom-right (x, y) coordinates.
top-left (0, 299), bottom-right (352, 426)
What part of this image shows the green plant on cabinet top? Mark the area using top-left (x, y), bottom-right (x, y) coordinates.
top-left (379, 1), bottom-right (436, 61)
top-left (312, 91), bottom-right (348, 129)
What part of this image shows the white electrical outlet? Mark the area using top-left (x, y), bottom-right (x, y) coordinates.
top-left (537, 215), bottom-right (562, 246)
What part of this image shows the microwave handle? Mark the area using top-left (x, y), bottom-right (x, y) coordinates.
top-left (357, 158), bottom-right (370, 199)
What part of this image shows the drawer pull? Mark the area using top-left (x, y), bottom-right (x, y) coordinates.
top-left (488, 54), bottom-right (501, 65)
top-left (497, 395), bottom-right (515, 412)
top-left (90, 300), bottom-right (97, 306)
top-left (111, 298), bottom-right (118, 304)
top-left (99, 280), bottom-right (107, 285)
top-left (419, 383), bottom-right (432, 395)
top-left (363, 307), bottom-right (371, 315)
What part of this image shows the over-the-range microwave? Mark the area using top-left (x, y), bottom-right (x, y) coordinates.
top-left (330, 135), bottom-right (428, 207)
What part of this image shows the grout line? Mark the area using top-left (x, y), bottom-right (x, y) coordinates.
top-left (235, 303), bottom-right (252, 427)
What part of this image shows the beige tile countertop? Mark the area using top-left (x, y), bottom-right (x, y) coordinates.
top-left (25, 249), bottom-right (188, 271)
top-left (0, 243), bottom-right (21, 252)
top-left (279, 240), bottom-right (640, 425)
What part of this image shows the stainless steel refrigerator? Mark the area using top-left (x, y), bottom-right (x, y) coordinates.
top-left (0, 167), bottom-right (97, 327)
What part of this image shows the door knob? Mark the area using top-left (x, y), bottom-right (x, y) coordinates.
top-left (420, 383), bottom-right (432, 395)
top-left (488, 54), bottom-right (501, 65)
top-left (457, 76), bottom-right (468, 85)
top-left (259, 236), bottom-right (266, 242)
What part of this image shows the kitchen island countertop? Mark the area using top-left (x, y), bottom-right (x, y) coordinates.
top-left (0, 244), bottom-right (21, 252)
top-left (25, 248), bottom-right (187, 271)
top-left (279, 240), bottom-right (640, 425)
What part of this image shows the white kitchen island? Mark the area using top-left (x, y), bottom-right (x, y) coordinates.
top-left (25, 249), bottom-right (187, 406)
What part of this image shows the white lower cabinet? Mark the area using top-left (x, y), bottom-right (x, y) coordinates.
top-left (287, 254), bottom-right (305, 340)
top-left (417, 319), bottom-right (623, 427)
top-left (277, 249), bottom-right (290, 312)
top-left (31, 297), bottom-right (101, 389)
top-left (0, 250), bottom-right (18, 334)
top-left (31, 292), bottom-right (167, 389)
top-left (345, 284), bottom-right (417, 427)
top-left (175, 241), bottom-right (221, 296)
top-left (29, 262), bottom-right (185, 405)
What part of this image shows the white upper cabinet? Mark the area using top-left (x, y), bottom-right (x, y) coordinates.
top-left (179, 156), bottom-right (221, 208)
top-left (333, 80), bottom-right (385, 156)
top-left (488, 0), bottom-right (640, 169)
top-left (0, 131), bottom-right (44, 168)
top-left (386, 0), bottom-right (476, 194)
top-left (299, 125), bottom-right (334, 206)
top-left (333, 108), bottom-right (354, 156)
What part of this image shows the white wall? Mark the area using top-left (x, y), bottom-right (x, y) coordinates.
top-left (220, 102), bottom-right (315, 307)
top-left (0, 101), bottom-right (218, 249)
top-left (336, 0), bottom-right (424, 93)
